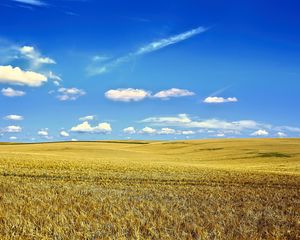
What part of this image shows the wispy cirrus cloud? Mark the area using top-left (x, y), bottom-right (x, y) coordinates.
top-left (88, 26), bottom-right (207, 75)
top-left (11, 0), bottom-right (47, 6)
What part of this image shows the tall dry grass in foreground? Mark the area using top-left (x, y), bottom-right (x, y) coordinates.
top-left (0, 138), bottom-right (299, 239)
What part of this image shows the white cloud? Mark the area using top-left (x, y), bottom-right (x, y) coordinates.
top-left (140, 127), bottom-right (156, 134)
top-left (4, 115), bottom-right (24, 121)
top-left (158, 128), bottom-right (176, 135)
top-left (9, 136), bottom-right (17, 140)
top-left (123, 126), bottom-right (136, 134)
top-left (180, 130), bottom-right (195, 135)
top-left (276, 132), bottom-right (287, 137)
top-left (89, 26), bottom-right (207, 75)
top-left (60, 131), bottom-right (69, 137)
top-left (203, 96), bottom-right (238, 103)
top-left (71, 138), bottom-right (78, 141)
top-left (215, 133), bottom-right (225, 137)
top-left (46, 71), bottom-right (62, 86)
top-left (0, 65), bottom-right (47, 87)
top-left (137, 27), bottom-right (207, 55)
top-left (141, 114), bottom-right (267, 132)
top-left (105, 88), bottom-right (150, 102)
top-left (70, 121), bottom-right (112, 134)
top-left (38, 130), bottom-right (48, 136)
top-left (3, 125), bottom-right (22, 133)
top-left (141, 114), bottom-right (192, 125)
top-left (11, 0), bottom-right (47, 6)
top-left (57, 87), bottom-right (86, 101)
top-left (251, 129), bottom-right (269, 136)
top-left (19, 46), bottom-right (55, 68)
top-left (105, 88), bottom-right (195, 102)
top-left (1, 87), bottom-right (26, 97)
top-left (153, 88), bottom-right (195, 100)
top-left (79, 115), bottom-right (95, 121)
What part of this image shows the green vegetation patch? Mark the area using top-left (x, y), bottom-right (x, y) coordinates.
top-left (257, 152), bottom-right (292, 158)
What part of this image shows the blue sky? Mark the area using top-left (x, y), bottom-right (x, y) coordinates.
top-left (0, 0), bottom-right (300, 142)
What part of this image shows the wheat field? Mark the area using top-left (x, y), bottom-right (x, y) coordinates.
top-left (0, 138), bottom-right (299, 239)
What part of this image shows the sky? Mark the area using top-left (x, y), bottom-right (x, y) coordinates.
top-left (0, 0), bottom-right (300, 142)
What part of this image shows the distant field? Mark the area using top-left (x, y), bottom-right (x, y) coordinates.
top-left (0, 138), bottom-right (299, 239)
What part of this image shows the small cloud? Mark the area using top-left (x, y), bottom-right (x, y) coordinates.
top-left (180, 130), bottom-right (195, 135)
top-left (1, 87), bottom-right (26, 97)
top-left (57, 87), bottom-right (86, 101)
top-left (70, 121), bottom-right (112, 134)
top-left (140, 127), bottom-right (156, 134)
top-left (71, 138), bottom-right (78, 141)
top-left (18, 46), bottom-right (55, 68)
top-left (3, 125), bottom-right (22, 133)
top-left (203, 96), bottom-right (238, 103)
top-left (153, 88), bottom-right (195, 100)
top-left (276, 132), bottom-right (287, 137)
top-left (9, 136), bottom-right (17, 140)
top-left (123, 126), bottom-right (136, 134)
top-left (38, 129), bottom-right (48, 136)
top-left (251, 129), bottom-right (269, 136)
top-left (11, 0), bottom-right (47, 6)
top-left (92, 55), bottom-right (110, 62)
top-left (105, 88), bottom-right (150, 102)
top-left (79, 115), bottom-right (95, 121)
top-left (0, 65), bottom-right (47, 87)
top-left (4, 115), bottom-right (24, 121)
top-left (60, 130), bottom-right (69, 137)
top-left (158, 128), bottom-right (176, 135)
top-left (46, 71), bottom-right (62, 86)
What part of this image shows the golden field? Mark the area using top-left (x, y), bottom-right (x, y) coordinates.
top-left (0, 138), bottom-right (299, 239)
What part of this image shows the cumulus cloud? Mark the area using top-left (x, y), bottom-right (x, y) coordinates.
top-left (203, 96), bottom-right (238, 103)
top-left (140, 127), bottom-right (157, 134)
top-left (56, 87), bottom-right (86, 101)
top-left (105, 88), bottom-right (195, 102)
top-left (1, 87), bottom-right (25, 97)
top-left (79, 115), bottom-right (95, 121)
top-left (153, 88), bottom-right (195, 100)
top-left (4, 115), bottom-right (24, 121)
top-left (19, 46), bottom-right (55, 68)
top-left (70, 121), bottom-right (112, 134)
top-left (158, 128), bottom-right (176, 135)
top-left (9, 136), bottom-right (17, 140)
top-left (180, 130), bottom-right (195, 135)
top-left (60, 131), bottom-right (69, 137)
top-left (105, 88), bottom-right (150, 102)
top-left (89, 26), bottom-right (207, 75)
top-left (2, 125), bottom-right (22, 133)
top-left (123, 126), bottom-right (136, 134)
top-left (38, 130), bottom-right (48, 136)
top-left (0, 65), bottom-right (47, 87)
top-left (135, 127), bottom-right (196, 136)
top-left (251, 129), bottom-right (269, 136)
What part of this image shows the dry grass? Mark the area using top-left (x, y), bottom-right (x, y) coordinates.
top-left (0, 138), bottom-right (299, 239)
